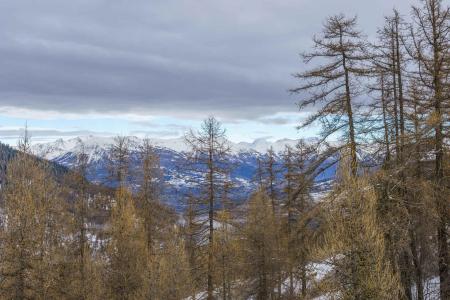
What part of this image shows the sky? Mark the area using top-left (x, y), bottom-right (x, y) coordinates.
top-left (0, 0), bottom-right (413, 144)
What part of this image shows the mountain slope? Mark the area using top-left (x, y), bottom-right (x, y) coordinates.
top-left (32, 136), bottom-right (338, 209)
top-left (0, 142), bottom-right (69, 186)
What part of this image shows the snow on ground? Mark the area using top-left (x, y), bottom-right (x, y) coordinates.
top-left (412, 277), bottom-right (440, 300)
top-left (309, 262), bottom-right (333, 281)
top-left (183, 260), bottom-right (335, 300)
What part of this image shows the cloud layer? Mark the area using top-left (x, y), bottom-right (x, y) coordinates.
top-left (0, 0), bottom-right (412, 121)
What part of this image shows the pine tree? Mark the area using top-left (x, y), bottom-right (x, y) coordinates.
top-left (213, 208), bottom-right (238, 300)
top-left (370, 13), bottom-right (416, 298)
top-left (181, 196), bottom-right (199, 299)
top-left (151, 227), bottom-right (193, 300)
top-left (315, 163), bottom-right (402, 299)
top-left (108, 136), bottom-right (130, 187)
top-left (136, 138), bottom-right (163, 254)
top-left (281, 141), bottom-right (315, 298)
top-left (240, 191), bottom-right (280, 300)
top-left (291, 14), bottom-right (370, 177)
top-left (0, 132), bottom-right (67, 299)
top-left (185, 117), bottom-right (231, 299)
top-left (63, 141), bottom-right (102, 299)
top-left (105, 188), bottom-right (149, 300)
top-left (409, 1), bottom-right (450, 297)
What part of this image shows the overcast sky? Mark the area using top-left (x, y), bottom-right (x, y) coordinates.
top-left (0, 0), bottom-right (413, 143)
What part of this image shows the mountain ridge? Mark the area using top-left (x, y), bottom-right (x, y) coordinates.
top-left (31, 135), bottom-right (315, 159)
top-left (30, 135), bottom-right (336, 209)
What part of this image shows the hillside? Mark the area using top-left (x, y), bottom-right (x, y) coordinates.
top-left (31, 136), bottom-right (337, 209)
top-left (0, 142), bottom-right (68, 186)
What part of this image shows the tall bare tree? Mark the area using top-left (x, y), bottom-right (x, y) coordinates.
top-left (185, 117), bottom-right (231, 300)
top-left (64, 141), bottom-right (102, 299)
top-left (108, 136), bottom-right (131, 187)
top-left (282, 141), bottom-right (316, 298)
top-left (291, 14), bottom-right (369, 177)
top-left (136, 138), bottom-right (163, 253)
top-left (409, 1), bottom-right (450, 297)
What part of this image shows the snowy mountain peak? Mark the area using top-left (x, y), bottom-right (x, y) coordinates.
top-left (234, 138), bottom-right (301, 153)
top-left (27, 135), bottom-right (337, 209)
top-left (32, 135), bottom-right (307, 161)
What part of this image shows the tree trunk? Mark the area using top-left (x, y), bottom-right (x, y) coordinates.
top-left (431, 9), bottom-right (449, 297)
top-left (380, 73), bottom-right (391, 165)
top-left (410, 232), bottom-right (424, 300)
top-left (394, 12), bottom-right (405, 160)
top-left (341, 37), bottom-right (357, 177)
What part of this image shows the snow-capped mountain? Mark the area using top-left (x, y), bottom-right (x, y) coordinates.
top-left (32, 135), bottom-right (307, 159)
top-left (32, 136), bottom-right (336, 209)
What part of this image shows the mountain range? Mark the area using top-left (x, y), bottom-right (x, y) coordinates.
top-left (31, 135), bottom-right (337, 209)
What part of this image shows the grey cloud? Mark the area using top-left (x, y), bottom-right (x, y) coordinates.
top-left (129, 130), bottom-right (181, 137)
top-left (257, 117), bottom-right (296, 125)
top-left (0, 128), bottom-right (112, 138)
top-left (131, 121), bottom-right (189, 132)
top-left (0, 0), bottom-right (412, 120)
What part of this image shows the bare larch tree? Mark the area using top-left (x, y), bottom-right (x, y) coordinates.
top-left (185, 117), bottom-right (231, 300)
top-left (291, 14), bottom-right (369, 177)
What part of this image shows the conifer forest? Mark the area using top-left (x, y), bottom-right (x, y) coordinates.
top-left (0, 0), bottom-right (449, 299)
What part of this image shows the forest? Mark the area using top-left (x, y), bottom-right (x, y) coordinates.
top-left (0, 0), bottom-right (449, 299)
